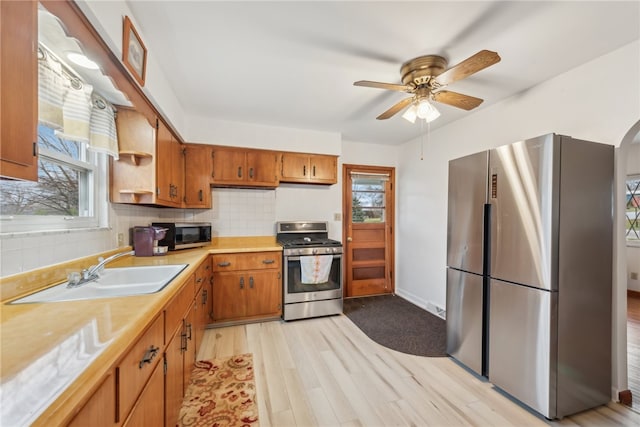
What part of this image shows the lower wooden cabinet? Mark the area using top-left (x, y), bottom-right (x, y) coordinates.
top-left (67, 372), bottom-right (116, 427)
top-left (122, 361), bottom-right (164, 427)
top-left (212, 251), bottom-right (282, 323)
top-left (65, 257), bottom-right (213, 426)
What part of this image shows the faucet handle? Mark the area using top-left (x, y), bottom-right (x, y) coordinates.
top-left (67, 272), bottom-right (81, 286)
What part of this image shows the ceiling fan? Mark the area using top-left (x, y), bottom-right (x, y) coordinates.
top-left (354, 50), bottom-right (501, 122)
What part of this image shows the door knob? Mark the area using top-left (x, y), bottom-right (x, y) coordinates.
top-left (347, 237), bottom-right (353, 242)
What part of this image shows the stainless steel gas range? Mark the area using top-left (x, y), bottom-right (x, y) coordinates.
top-left (277, 221), bottom-right (343, 321)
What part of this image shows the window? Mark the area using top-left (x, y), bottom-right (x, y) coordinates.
top-left (627, 175), bottom-right (640, 242)
top-left (0, 125), bottom-right (105, 232)
top-left (351, 173), bottom-right (388, 223)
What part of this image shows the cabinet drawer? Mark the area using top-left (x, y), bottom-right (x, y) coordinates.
top-left (212, 252), bottom-right (281, 271)
top-left (165, 275), bottom-right (196, 340)
top-left (117, 313), bottom-right (164, 422)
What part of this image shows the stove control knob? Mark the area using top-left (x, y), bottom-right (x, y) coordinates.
top-left (312, 248), bottom-right (318, 255)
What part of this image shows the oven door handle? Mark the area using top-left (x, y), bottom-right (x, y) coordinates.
top-left (286, 255), bottom-right (341, 261)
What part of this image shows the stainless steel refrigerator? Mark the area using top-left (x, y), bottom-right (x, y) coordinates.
top-left (446, 133), bottom-right (613, 419)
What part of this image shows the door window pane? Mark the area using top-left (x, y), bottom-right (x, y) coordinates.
top-left (352, 177), bottom-right (386, 223)
top-left (627, 175), bottom-right (640, 241)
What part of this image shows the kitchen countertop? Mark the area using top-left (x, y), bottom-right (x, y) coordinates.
top-left (0, 236), bottom-right (281, 426)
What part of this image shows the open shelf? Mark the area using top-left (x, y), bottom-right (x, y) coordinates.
top-left (119, 150), bottom-right (153, 166)
top-left (119, 189), bottom-right (154, 203)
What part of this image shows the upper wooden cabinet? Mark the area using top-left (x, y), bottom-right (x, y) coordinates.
top-left (184, 144), bottom-right (212, 208)
top-left (280, 152), bottom-right (337, 185)
top-left (211, 146), bottom-right (279, 188)
top-left (0, 0), bottom-right (38, 181)
top-left (110, 110), bottom-right (184, 207)
top-left (156, 120), bottom-right (184, 207)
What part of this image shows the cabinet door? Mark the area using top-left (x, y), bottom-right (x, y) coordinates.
top-left (0, 0), bottom-right (38, 181)
top-left (246, 270), bottom-right (282, 318)
top-left (122, 362), bottom-right (164, 427)
top-left (211, 147), bottom-right (246, 185)
top-left (67, 372), bottom-right (116, 427)
top-left (280, 152), bottom-right (309, 182)
top-left (172, 133), bottom-right (185, 204)
top-left (165, 324), bottom-right (185, 427)
top-left (309, 155), bottom-right (337, 184)
top-left (184, 303), bottom-right (197, 390)
top-left (156, 120), bottom-right (176, 205)
top-left (212, 272), bottom-right (247, 321)
top-left (247, 150), bottom-right (278, 187)
top-left (184, 144), bottom-right (212, 208)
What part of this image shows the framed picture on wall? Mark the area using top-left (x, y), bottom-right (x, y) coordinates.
top-left (122, 16), bottom-right (147, 86)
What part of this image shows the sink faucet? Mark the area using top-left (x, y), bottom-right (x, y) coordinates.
top-left (67, 250), bottom-right (135, 288)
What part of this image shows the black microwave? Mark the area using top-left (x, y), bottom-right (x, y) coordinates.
top-left (151, 222), bottom-right (211, 250)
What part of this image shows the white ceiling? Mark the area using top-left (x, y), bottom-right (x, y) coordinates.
top-left (125, 1), bottom-right (640, 145)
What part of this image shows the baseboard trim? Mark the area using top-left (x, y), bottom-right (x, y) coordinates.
top-left (619, 389), bottom-right (633, 406)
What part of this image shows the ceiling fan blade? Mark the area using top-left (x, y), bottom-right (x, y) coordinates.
top-left (434, 50), bottom-right (501, 86)
top-left (376, 97), bottom-right (414, 120)
top-left (432, 90), bottom-right (483, 111)
top-left (354, 80), bottom-right (413, 93)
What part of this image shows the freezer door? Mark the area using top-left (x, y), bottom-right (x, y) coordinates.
top-left (489, 134), bottom-right (559, 290)
top-left (446, 268), bottom-right (484, 375)
top-left (489, 279), bottom-right (557, 419)
top-left (447, 151), bottom-right (488, 274)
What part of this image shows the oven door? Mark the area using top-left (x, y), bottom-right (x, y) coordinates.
top-left (284, 253), bottom-right (343, 303)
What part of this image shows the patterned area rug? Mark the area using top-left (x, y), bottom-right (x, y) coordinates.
top-left (177, 354), bottom-right (259, 427)
top-left (343, 294), bottom-right (447, 357)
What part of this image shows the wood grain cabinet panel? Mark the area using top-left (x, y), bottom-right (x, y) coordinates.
top-left (122, 362), bottom-right (164, 427)
top-left (117, 313), bottom-right (164, 422)
top-left (211, 146), bottom-right (279, 188)
top-left (0, 0), bottom-right (38, 181)
top-left (280, 152), bottom-right (337, 184)
top-left (156, 119), bottom-right (184, 207)
top-left (67, 372), bottom-right (116, 427)
top-left (212, 252), bottom-right (282, 323)
top-left (184, 144), bottom-right (212, 208)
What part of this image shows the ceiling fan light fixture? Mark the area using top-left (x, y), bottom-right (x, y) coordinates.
top-left (416, 99), bottom-right (440, 122)
top-left (402, 105), bottom-right (418, 123)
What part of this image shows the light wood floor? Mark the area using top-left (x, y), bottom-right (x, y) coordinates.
top-left (197, 314), bottom-right (640, 426)
top-left (628, 293), bottom-right (640, 410)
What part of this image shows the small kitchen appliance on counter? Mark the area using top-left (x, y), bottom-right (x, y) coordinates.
top-left (151, 222), bottom-right (211, 250)
top-left (133, 226), bottom-right (168, 257)
top-left (277, 221), bottom-right (343, 321)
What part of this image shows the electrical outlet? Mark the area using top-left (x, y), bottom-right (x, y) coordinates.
top-left (117, 233), bottom-right (124, 247)
top-left (631, 272), bottom-right (639, 281)
top-left (334, 213), bottom-right (342, 221)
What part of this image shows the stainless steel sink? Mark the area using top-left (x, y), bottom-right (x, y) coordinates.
top-left (10, 264), bottom-right (188, 304)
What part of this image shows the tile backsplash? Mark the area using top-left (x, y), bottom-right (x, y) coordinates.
top-left (1, 188), bottom-right (277, 277)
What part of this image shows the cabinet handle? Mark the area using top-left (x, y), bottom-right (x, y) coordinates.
top-left (217, 261), bottom-right (231, 267)
top-left (313, 165), bottom-right (316, 176)
top-left (180, 333), bottom-right (187, 351)
top-left (239, 277), bottom-right (244, 289)
top-left (262, 259), bottom-right (275, 264)
top-left (187, 322), bottom-right (192, 340)
top-left (202, 289), bottom-right (208, 305)
top-left (249, 276), bottom-right (254, 288)
top-left (199, 189), bottom-right (203, 201)
top-left (303, 165), bottom-right (306, 176)
top-left (139, 345), bottom-right (159, 368)
top-left (249, 167), bottom-right (254, 179)
top-left (238, 166), bottom-right (242, 178)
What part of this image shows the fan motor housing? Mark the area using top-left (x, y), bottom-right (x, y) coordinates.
top-left (400, 55), bottom-right (448, 86)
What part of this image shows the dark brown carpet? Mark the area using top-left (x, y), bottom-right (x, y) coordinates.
top-left (343, 294), bottom-right (447, 357)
